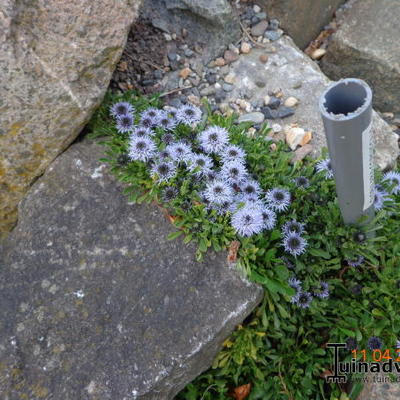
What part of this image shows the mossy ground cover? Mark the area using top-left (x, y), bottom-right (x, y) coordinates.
top-left (89, 91), bottom-right (400, 400)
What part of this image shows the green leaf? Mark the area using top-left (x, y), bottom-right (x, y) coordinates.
top-left (167, 231), bottom-right (183, 240)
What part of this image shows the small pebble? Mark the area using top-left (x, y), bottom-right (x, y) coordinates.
top-left (224, 73), bottom-right (236, 84)
top-left (229, 43), bottom-right (240, 54)
top-left (264, 30), bottom-right (282, 41)
top-left (270, 143), bottom-right (277, 151)
top-left (253, 4), bottom-right (261, 13)
top-left (205, 72), bottom-right (217, 84)
top-left (200, 86), bottom-right (216, 96)
top-left (215, 57), bottom-right (225, 67)
top-left (300, 131), bottom-right (312, 146)
top-left (224, 50), bottom-right (239, 64)
top-left (259, 54), bottom-right (269, 63)
top-left (311, 48), bottom-right (327, 60)
top-left (171, 33), bottom-right (177, 40)
top-left (222, 83), bottom-right (234, 92)
top-left (187, 94), bottom-right (200, 106)
top-left (164, 33), bottom-right (172, 41)
top-left (261, 106), bottom-right (278, 119)
top-left (291, 144), bottom-right (313, 163)
top-left (247, 127), bottom-right (257, 137)
top-left (153, 70), bottom-right (163, 80)
top-left (285, 127), bottom-right (306, 150)
top-left (272, 123), bottom-right (282, 133)
top-left (284, 97), bottom-right (299, 107)
top-left (214, 89), bottom-right (227, 103)
top-left (269, 18), bottom-right (280, 30)
top-left (263, 95), bottom-right (271, 106)
top-left (167, 52), bottom-right (178, 62)
top-left (184, 48), bottom-right (194, 57)
top-left (238, 112), bottom-right (265, 124)
top-left (255, 80), bottom-right (266, 88)
top-left (240, 42), bottom-right (252, 54)
top-left (268, 96), bottom-right (281, 109)
top-left (277, 106), bottom-right (295, 119)
top-left (382, 112), bottom-right (394, 120)
top-left (179, 67), bottom-right (191, 79)
top-left (251, 20), bottom-right (269, 37)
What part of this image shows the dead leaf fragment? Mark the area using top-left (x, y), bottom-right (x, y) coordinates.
top-left (227, 240), bottom-right (240, 263)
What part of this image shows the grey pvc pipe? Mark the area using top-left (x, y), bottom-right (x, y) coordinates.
top-left (319, 78), bottom-right (374, 225)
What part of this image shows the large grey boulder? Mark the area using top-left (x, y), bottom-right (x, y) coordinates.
top-left (141, 0), bottom-right (240, 62)
top-left (321, 0), bottom-right (400, 114)
top-left (218, 36), bottom-right (399, 170)
top-left (0, 140), bottom-right (263, 399)
top-left (262, 0), bottom-right (346, 49)
top-left (0, 0), bottom-right (141, 237)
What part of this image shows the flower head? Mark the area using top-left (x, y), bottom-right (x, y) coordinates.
top-left (221, 160), bottom-right (247, 184)
top-left (240, 180), bottom-right (262, 199)
top-left (220, 145), bottom-right (246, 163)
top-left (157, 111), bottom-right (177, 131)
top-left (313, 281), bottom-right (329, 299)
top-left (374, 185), bottom-right (393, 210)
top-left (128, 136), bottom-right (156, 162)
top-left (345, 337), bottom-right (358, 351)
top-left (110, 101), bottom-right (134, 118)
top-left (140, 107), bottom-right (160, 128)
top-left (315, 158), bottom-right (334, 179)
top-left (156, 149), bottom-right (172, 161)
top-left (367, 336), bottom-right (383, 350)
top-left (293, 176), bottom-right (310, 188)
top-left (288, 276), bottom-right (302, 290)
top-left (116, 114), bottom-right (134, 133)
top-left (265, 188), bottom-right (291, 212)
top-left (176, 104), bottom-right (202, 125)
top-left (347, 255), bottom-right (364, 267)
top-left (161, 133), bottom-right (175, 145)
top-left (260, 206), bottom-right (277, 230)
top-left (204, 180), bottom-right (233, 205)
top-left (199, 126), bottom-right (229, 153)
top-left (282, 232), bottom-right (308, 257)
top-left (396, 340), bottom-right (400, 350)
top-left (130, 126), bottom-right (154, 140)
top-left (162, 186), bottom-right (178, 202)
top-left (383, 171), bottom-right (400, 195)
top-left (167, 142), bottom-right (192, 163)
top-left (295, 291), bottom-right (313, 308)
top-left (231, 204), bottom-right (264, 237)
top-left (282, 219), bottom-right (305, 236)
top-left (151, 161), bottom-right (177, 182)
top-left (188, 153), bottom-right (213, 176)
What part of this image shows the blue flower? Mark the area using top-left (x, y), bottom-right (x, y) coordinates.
top-left (383, 171), bottom-right (400, 195)
top-left (314, 281), bottom-right (329, 299)
top-left (282, 232), bottom-right (307, 256)
top-left (260, 206), bottom-right (277, 230)
top-left (282, 219), bottom-right (305, 236)
top-left (156, 149), bottom-right (172, 161)
top-left (345, 337), bottom-right (358, 351)
top-left (288, 276), bottom-right (302, 290)
top-left (293, 176), bottom-right (310, 188)
top-left (176, 104), bottom-right (202, 125)
top-left (221, 160), bottom-right (248, 184)
top-left (367, 336), bottom-right (383, 350)
top-left (374, 184), bottom-right (393, 210)
top-left (188, 153), bottom-right (213, 176)
top-left (396, 340), bottom-right (400, 349)
top-left (161, 133), bottom-right (175, 145)
top-left (265, 188), bottom-right (291, 212)
top-left (295, 291), bottom-right (313, 308)
top-left (156, 111), bottom-right (177, 131)
top-left (240, 180), bottom-right (262, 199)
top-left (151, 161), bottom-right (177, 182)
top-left (140, 107), bottom-right (161, 128)
top-left (347, 255), bottom-right (364, 267)
top-left (199, 126), bottom-right (229, 153)
top-left (204, 180), bottom-right (234, 205)
top-left (231, 204), bottom-right (264, 237)
top-left (116, 114), bottom-right (134, 133)
top-left (220, 145), bottom-right (246, 163)
top-left (110, 101), bottom-right (134, 118)
top-left (162, 186), bottom-right (178, 202)
top-left (212, 200), bottom-right (234, 216)
top-left (132, 126), bottom-right (155, 137)
top-left (128, 136), bottom-right (156, 162)
top-left (315, 158), bottom-right (334, 179)
top-left (166, 142), bottom-right (192, 163)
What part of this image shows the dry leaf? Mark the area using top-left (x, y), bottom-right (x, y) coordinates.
top-left (232, 383), bottom-right (251, 400)
top-left (227, 240), bottom-right (240, 263)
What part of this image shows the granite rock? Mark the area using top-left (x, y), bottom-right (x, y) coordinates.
top-left (0, 0), bottom-right (141, 237)
top-left (0, 139), bottom-right (263, 400)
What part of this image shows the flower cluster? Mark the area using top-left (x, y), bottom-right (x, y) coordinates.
top-left (289, 276), bottom-right (329, 309)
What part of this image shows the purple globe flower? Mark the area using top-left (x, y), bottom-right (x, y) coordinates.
top-left (383, 171), bottom-right (400, 195)
top-left (260, 206), bottom-right (277, 230)
top-left (161, 133), bottom-right (175, 145)
top-left (116, 114), bottom-right (134, 133)
top-left (220, 145), bottom-right (246, 163)
top-left (295, 291), bottom-right (313, 308)
top-left (374, 184), bottom-right (393, 210)
top-left (290, 291), bottom-right (301, 304)
top-left (156, 149), bottom-right (172, 161)
top-left (162, 186), bottom-right (178, 202)
top-left (240, 180), bottom-right (262, 199)
top-left (151, 161), bottom-right (177, 182)
top-left (157, 111), bottom-right (177, 131)
top-left (188, 153), bottom-right (214, 176)
top-left (221, 160), bottom-right (247, 184)
top-left (315, 158), bottom-right (334, 179)
top-left (347, 255), bottom-right (365, 267)
top-left (288, 276), bottom-right (302, 290)
top-left (282, 219), bottom-right (305, 236)
top-left (140, 107), bottom-right (161, 128)
top-left (204, 180), bottom-right (234, 205)
top-left (130, 126), bottom-right (154, 139)
top-left (110, 101), bottom-right (134, 118)
top-left (265, 188), bottom-right (291, 212)
top-left (128, 136), bottom-right (156, 162)
top-left (282, 232), bottom-right (308, 256)
top-left (313, 281), bottom-right (329, 299)
top-left (199, 126), bottom-right (229, 153)
top-left (367, 336), bottom-right (383, 350)
top-left (396, 340), bottom-right (400, 350)
top-left (293, 176), bottom-right (310, 188)
top-left (231, 204), bottom-right (264, 237)
top-left (176, 104), bottom-right (202, 125)
top-left (212, 200), bottom-right (234, 216)
top-left (345, 337), bottom-right (358, 351)
top-left (166, 142), bottom-right (192, 163)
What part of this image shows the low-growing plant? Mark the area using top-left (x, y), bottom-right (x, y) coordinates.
top-left (88, 90), bottom-right (400, 400)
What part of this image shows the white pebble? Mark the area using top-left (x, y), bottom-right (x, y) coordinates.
top-left (284, 97), bottom-right (299, 107)
top-left (253, 4), bottom-right (261, 13)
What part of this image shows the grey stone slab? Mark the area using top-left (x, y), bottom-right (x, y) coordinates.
top-left (0, 140), bottom-right (263, 400)
top-left (321, 0), bottom-right (400, 114)
top-left (263, 0), bottom-right (346, 49)
top-left (222, 36), bottom-right (399, 170)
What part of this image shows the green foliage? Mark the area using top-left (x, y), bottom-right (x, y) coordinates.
top-left (88, 91), bottom-right (400, 400)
